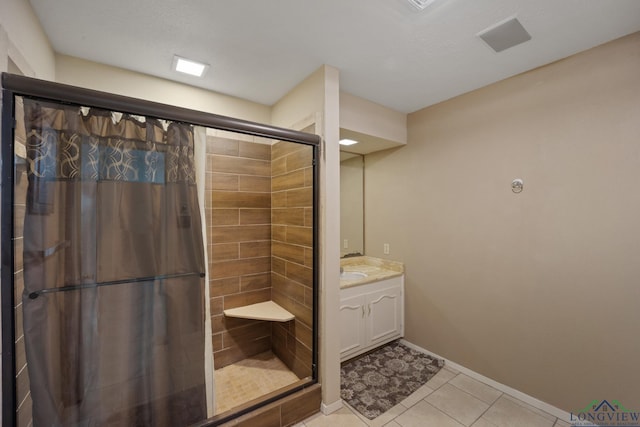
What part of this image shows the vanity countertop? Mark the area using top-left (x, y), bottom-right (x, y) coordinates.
top-left (340, 256), bottom-right (404, 289)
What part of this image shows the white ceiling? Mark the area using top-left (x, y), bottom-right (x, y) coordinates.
top-left (29, 0), bottom-right (640, 113)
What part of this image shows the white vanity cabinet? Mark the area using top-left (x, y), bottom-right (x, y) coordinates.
top-left (339, 275), bottom-right (404, 362)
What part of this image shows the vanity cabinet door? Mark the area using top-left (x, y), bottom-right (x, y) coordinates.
top-left (366, 286), bottom-right (403, 347)
top-left (339, 294), bottom-right (367, 360)
top-left (339, 276), bottom-right (405, 362)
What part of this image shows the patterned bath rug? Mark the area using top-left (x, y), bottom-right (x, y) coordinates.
top-left (340, 340), bottom-right (444, 420)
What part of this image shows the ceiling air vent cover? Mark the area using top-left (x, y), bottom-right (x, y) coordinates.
top-left (478, 17), bottom-right (532, 53)
top-left (406, 0), bottom-right (438, 11)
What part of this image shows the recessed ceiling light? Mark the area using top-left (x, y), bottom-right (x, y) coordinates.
top-left (405, 0), bottom-right (438, 11)
top-left (172, 55), bottom-right (209, 77)
top-left (339, 139), bottom-right (359, 146)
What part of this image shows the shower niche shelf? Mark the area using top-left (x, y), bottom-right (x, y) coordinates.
top-left (223, 301), bottom-right (294, 322)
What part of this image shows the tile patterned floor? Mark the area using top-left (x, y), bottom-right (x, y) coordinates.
top-left (214, 351), bottom-right (300, 414)
top-left (297, 366), bottom-right (571, 427)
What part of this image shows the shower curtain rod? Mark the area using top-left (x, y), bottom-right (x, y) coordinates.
top-left (27, 271), bottom-right (206, 300)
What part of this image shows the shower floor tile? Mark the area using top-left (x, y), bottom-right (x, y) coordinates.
top-left (214, 351), bottom-right (300, 414)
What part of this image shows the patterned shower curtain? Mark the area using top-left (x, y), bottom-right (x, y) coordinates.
top-left (21, 98), bottom-right (207, 426)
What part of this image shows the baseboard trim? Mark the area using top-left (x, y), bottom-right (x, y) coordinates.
top-left (400, 339), bottom-right (572, 423)
top-left (321, 399), bottom-right (343, 415)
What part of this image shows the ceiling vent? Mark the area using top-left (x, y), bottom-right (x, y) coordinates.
top-left (478, 17), bottom-right (532, 53)
top-left (405, 0), bottom-right (438, 11)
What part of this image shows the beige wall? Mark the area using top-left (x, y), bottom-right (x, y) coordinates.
top-left (364, 32), bottom-right (640, 412)
top-left (0, 0), bottom-right (55, 79)
top-left (340, 92), bottom-right (406, 145)
top-left (55, 54), bottom-right (270, 123)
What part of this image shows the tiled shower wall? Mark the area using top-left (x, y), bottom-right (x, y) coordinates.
top-left (270, 141), bottom-right (314, 379)
top-left (206, 134), bottom-right (273, 369)
top-left (205, 132), bottom-right (314, 378)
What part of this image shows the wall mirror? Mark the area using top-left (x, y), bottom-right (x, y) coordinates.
top-left (338, 128), bottom-right (406, 258)
top-left (340, 151), bottom-right (364, 257)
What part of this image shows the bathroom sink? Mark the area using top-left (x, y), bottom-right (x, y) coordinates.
top-left (340, 271), bottom-right (367, 280)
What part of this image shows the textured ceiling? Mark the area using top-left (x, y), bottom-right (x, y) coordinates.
top-left (29, 0), bottom-right (640, 113)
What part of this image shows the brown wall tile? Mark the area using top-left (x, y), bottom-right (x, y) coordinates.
top-left (239, 175), bottom-right (271, 192)
top-left (272, 242), bottom-right (306, 265)
top-left (234, 405), bottom-right (280, 427)
top-left (212, 225), bottom-right (271, 243)
top-left (211, 297), bottom-right (224, 315)
top-left (212, 209), bottom-right (239, 226)
top-left (223, 288), bottom-right (271, 310)
top-left (222, 321), bottom-right (271, 349)
top-left (272, 258), bottom-right (286, 276)
top-left (280, 385), bottom-right (321, 426)
top-left (272, 225), bottom-right (287, 242)
top-left (240, 273), bottom-right (271, 292)
top-left (213, 155), bottom-right (271, 176)
top-left (214, 336), bottom-right (271, 369)
top-left (239, 141), bottom-right (271, 160)
top-left (272, 141), bottom-right (304, 161)
top-left (240, 209), bottom-right (271, 225)
top-left (293, 320), bottom-right (313, 350)
top-left (212, 173), bottom-right (239, 191)
top-left (304, 168), bottom-right (313, 187)
top-left (239, 241), bottom-right (271, 258)
top-left (286, 226), bottom-right (312, 247)
top-left (272, 208), bottom-right (305, 227)
top-left (286, 188), bottom-right (312, 208)
top-left (271, 273), bottom-right (305, 303)
top-left (304, 208), bottom-right (313, 227)
top-left (272, 191), bottom-right (287, 208)
top-left (210, 277), bottom-right (240, 298)
top-left (272, 169), bottom-right (306, 192)
top-left (211, 257), bottom-right (271, 280)
top-left (211, 243), bottom-right (239, 261)
top-left (212, 333), bottom-right (223, 351)
top-left (271, 157), bottom-right (287, 176)
top-left (286, 148), bottom-right (312, 172)
top-left (212, 191), bottom-right (271, 208)
top-left (285, 262), bottom-right (313, 288)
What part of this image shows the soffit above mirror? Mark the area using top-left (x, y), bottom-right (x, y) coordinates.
top-left (339, 128), bottom-right (405, 155)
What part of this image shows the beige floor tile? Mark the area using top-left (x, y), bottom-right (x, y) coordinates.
top-left (383, 422), bottom-right (402, 427)
top-left (471, 418), bottom-right (498, 427)
top-left (214, 351), bottom-right (299, 414)
top-left (449, 374), bottom-right (502, 404)
top-left (501, 394), bottom-right (557, 422)
top-left (553, 420), bottom-right (571, 427)
top-left (395, 401), bottom-right (465, 427)
top-left (425, 383), bottom-right (489, 426)
top-left (400, 383), bottom-right (434, 408)
top-left (425, 367), bottom-right (457, 390)
top-left (482, 396), bottom-right (555, 427)
top-left (304, 407), bottom-right (367, 427)
top-left (364, 403), bottom-right (408, 427)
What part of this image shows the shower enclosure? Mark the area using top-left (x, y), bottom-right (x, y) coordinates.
top-left (1, 73), bottom-right (319, 426)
